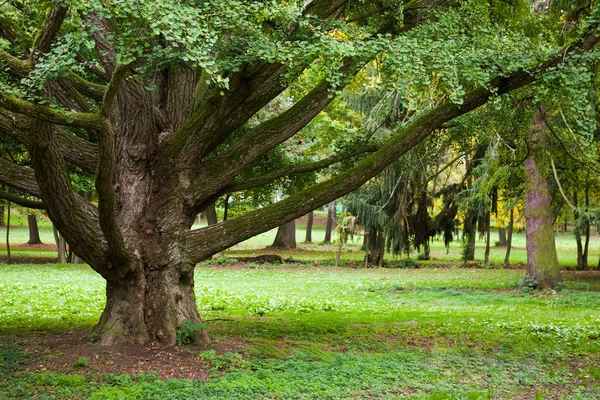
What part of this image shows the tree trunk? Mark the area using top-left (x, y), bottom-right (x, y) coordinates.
top-left (305, 211), bottom-right (313, 243)
top-left (324, 201), bottom-right (335, 244)
top-left (574, 189), bottom-right (585, 270)
top-left (92, 264), bottom-right (202, 345)
top-left (484, 211), bottom-right (491, 264)
top-left (205, 203), bottom-right (222, 258)
top-left (498, 228), bottom-right (507, 246)
top-left (524, 111), bottom-right (561, 288)
top-left (463, 211), bottom-right (476, 261)
top-left (271, 220), bottom-right (297, 249)
top-left (0, 204), bottom-right (5, 227)
top-left (504, 208), bottom-right (514, 267)
top-left (27, 214), bottom-right (42, 244)
top-left (53, 225), bottom-right (67, 264)
top-left (364, 230), bottom-right (384, 266)
top-left (223, 195), bottom-right (230, 222)
top-left (5, 201), bottom-right (10, 264)
top-left (583, 181), bottom-right (590, 270)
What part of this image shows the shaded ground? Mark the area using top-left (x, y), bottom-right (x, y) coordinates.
top-left (15, 331), bottom-right (247, 381)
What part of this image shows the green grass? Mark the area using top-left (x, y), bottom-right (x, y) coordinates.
top-left (1, 264), bottom-right (599, 398)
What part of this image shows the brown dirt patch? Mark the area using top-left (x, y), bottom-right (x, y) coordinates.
top-left (17, 331), bottom-right (248, 381)
top-left (0, 256), bottom-right (57, 264)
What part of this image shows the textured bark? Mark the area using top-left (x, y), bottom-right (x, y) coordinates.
top-left (324, 201), bottom-right (335, 244)
top-left (524, 111), bottom-right (561, 288)
top-left (0, 3), bottom-right (597, 346)
top-left (498, 228), bottom-right (507, 246)
top-left (5, 201), bottom-right (10, 264)
top-left (504, 208), bottom-right (514, 267)
top-left (93, 264), bottom-right (201, 345)
top-left (305, 211), bottom-right (314, 243)
top-left (463, 211), bottom-right (477, 261)
top-left (365, 230), bottom-right (384, 267)
top-left (27, 214), bottom-right (42, 244)
top-left (0, 204), bottom-right (4, 227)
top-left (271, 220), bottom-right (297, 249)
top-left (484, 211), bottom-right (491, 264)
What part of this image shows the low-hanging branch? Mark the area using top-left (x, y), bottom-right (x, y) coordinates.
top-left (0, 189), bottom-right (45, 209)
top-left (0, 157), bottom-right (43, 197)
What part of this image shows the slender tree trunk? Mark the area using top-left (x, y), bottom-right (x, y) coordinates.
top-left (223, 195), bottom-right (230, 222)
top-left (305, 211), bottom-right (313, 243)
top-left (484, 211), bottom-right (491, 264)
top-left (498, 228), bottom-right (507, 246)
top-left (53, 225), bottom-right (67, 263)
top-left (205, 203), bottom-right (222, 257)
top-left (574, 189), bottom-right (585, 270)
top-left (583, 181), bottom-right (590, 270)
top-left (5, 202), bottom-right (11, 264)
top-left (271, 220), bottom-right (297, 249)
top-left (323, 201), bottom-right (335, 244)
top-left (0, 204), bottom-right (5, 227)
top-left (335, 236), bottom-right (343, 267)
top-left (524, 110), bottom-right (561, 288)
top-left (463, 211), bottom-right (476, 261)
top-left (504, 208), bottom-right (514, 267)
top-left (27, 214), bottom-right (42, 244)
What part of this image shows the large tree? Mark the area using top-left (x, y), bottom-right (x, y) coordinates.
top-left (0, 1), bottom-right (598, 345)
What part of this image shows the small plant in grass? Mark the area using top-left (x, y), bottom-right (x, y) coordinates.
top-left (73, 356), bottom-right (89, 368)
top-left (417, 253), bottom-right (430, 261)
top-left (200, 350), bottom-right (248, 371)
top-left (176, 320), bottom-right (206, 345)
top-left (88, 332), bottom-right (100, 343)
top-left (521, 276), bottom-right (538, 293)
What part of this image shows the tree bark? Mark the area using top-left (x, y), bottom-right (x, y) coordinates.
top-left (463, 211), bottom-right (477, 261)
top-left (0, 203), bottom-right (4, 227)
top-left (504, 208), bottom-right (514, 267)
top-left (271, 220), bottom-right (297, 249)
top-left (5, 201), bottom-right (10, 264)
top-left (324, 201), bottom-right (335, 244)
top-left (574, 189), bottom-right (586, 270)
top-left (498, 227), bottom-right (507, 246)
top-left (27, 214), bottom-right (42, 244)
top-left (305, 211), bottom-right (313, 243)
top-left (524, 111), bottom-right (561, 288)
top-left (92, 264), bottom-right (202, 345)
top-left (484, 211), bottom-right (491, 264)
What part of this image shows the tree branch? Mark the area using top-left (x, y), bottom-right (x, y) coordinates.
top-left (0, 189), bottom-right (45, 209)
top-left (30, 4), bottom-right (69, 64)
top-left (0, 91), bottom-right (104, 129)
top-left (183, 23), bottom-right (600, 262)
top-left (190, 58), bottom-right (365, 206)
top-left (223, 145), bottom-right (379, 194)
top-left (0, 158), bottom-right (42, 197)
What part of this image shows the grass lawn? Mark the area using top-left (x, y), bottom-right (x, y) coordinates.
top-left (1, 263), bottom-right (599, 399)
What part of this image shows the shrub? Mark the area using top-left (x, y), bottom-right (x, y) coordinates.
top-left (176, 320), bottom-right (206, 345)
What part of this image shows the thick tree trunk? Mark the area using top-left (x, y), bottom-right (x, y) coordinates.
top-left (524, 111), bottom-right (561, 288)
top-left (271, 220), bottom-right (297, 249)
top-left (498, 228), bottom-right (507, 246)
top-left (323, 201), bottom-right (335, 244)
top-left (92, 264), bottom-right (202, 345)
top-left (27, 214), bottom-right (42, 244)
top-left (305, 211), bottom-right (313, 243)
top-left (504, 208), bottom-right (514, 267)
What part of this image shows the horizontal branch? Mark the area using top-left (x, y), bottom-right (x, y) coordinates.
top-left (0, 189), bottom-right (45, 209)
top-left (223, 145), bottom-right (378, 194)
top-left (0, 91), bottom-right (104, 129)
top-left (0, 158), bottom-right (42, 197)
top-left (184, 23), bottom-right (600, 262)
top-left (0, 109), bottom-right (98, 173)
